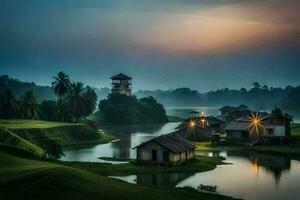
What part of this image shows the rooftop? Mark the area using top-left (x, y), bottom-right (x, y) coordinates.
top-left (133, 133), bottom-right (195, 153)
top-left (110, 73), bottom-right (132, 80)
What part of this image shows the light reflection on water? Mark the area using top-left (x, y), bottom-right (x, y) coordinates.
top-left (177, 152), bottom-right (300, 200)
top-left (61, 107), bottom-right (300, 200)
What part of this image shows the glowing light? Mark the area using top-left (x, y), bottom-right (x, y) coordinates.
top-left (248, 113), bottom-right (263, 138)
top-left (190, 121), bottom-right (195, 127)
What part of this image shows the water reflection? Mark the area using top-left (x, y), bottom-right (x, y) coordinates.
top-left (229, 151), bottom-right (291, 184)
top-left (61, 123), bottom-right (180, 162)
top-left (112, 150), bottom-right (300, 200)
top-left (177, 151), bottom-right (300, 200)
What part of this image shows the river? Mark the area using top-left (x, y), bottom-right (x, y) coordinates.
top-left (61, 107), bottom-right (300, 200)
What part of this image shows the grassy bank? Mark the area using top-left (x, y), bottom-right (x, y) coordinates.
top-left (61, 156), bottom-right (226, 176)
top-left (0, 150), bottom-right (236, 200)
top-left (0, 127), bottom-right (44, 157)
top-left (0, 120), bottom-right (116, 148)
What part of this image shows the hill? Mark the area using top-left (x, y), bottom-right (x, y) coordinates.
top-left (0, 151), bottom-right (236, 200)
top-left (0, 120), bottom-right (115, 147)
top-left (0, 127), bottom-right (44, 157)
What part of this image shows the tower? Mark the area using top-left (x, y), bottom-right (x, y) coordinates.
top-left (110, 73), bottom-right (132, 96)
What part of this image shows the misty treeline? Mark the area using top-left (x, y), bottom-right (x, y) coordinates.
top-left (0, 72), bottom-right (98, 122)
top-left (135, 82), bottom-right (300, 111)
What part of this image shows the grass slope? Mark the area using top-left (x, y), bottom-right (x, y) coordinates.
top-left (0, 120), bottom-right (116, 147)
top-left (0, 127), bottom-right (44, 157)
top-left (0, 151), bottom-right (236, 200)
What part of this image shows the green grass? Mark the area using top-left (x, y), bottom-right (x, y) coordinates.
top-left (0, 127), bottom-right (44, 157)
top-left (0, 151), bottom-right (237, 200)
top-left (0, 119), bottom-right (116, 148)
top-left (0, 119), bottom-right (79, 129)
top-left (291, 123), bottom-right (300, 136)
top-left (167, 115), bottom-right (185, 122)
top-left (60, 156), bottom-right (225, 176)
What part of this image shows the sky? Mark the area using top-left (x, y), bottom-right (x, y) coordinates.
top-left (0, 0), bottom-right (300, 92)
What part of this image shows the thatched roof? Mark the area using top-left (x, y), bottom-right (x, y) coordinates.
top-left (133, 133), bottom-right (195, 153)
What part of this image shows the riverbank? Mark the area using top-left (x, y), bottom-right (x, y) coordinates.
top-left (0, 150), bottom-right (237, 200)
top-left (60, 156), bottom-right (226, 176)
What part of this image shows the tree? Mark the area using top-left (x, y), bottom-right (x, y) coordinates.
top-left (67, 82), bottom-right (87, 122)
top-left (83, 86), bottom-right (98, 116)
top-left (98, 94), bottom-right (167, 125)
top-left (20, 90), bottom-right (39, 119)
top-left (52, 71), bottom-right (71, 121)
top-left (39, 100), bottom-right (57, 121)
top-left (0, 89), bottom-right (19, 119)
top-left (43, 139), bottom-right (64, 160)
top-left (271, 106), bottom-right (283, 116)
top-left (252, 82), bottom-right (261, 89)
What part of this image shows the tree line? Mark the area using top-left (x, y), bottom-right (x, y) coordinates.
top-left (0, 71), bottom-right (98, 122)
top-left (135, 82), bottom-right (300, 110)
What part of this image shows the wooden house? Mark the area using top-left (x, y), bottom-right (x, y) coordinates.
top-left (225, 114), bottom-right (291, 141)
top-left (134, 133), bottom-right (195, 165)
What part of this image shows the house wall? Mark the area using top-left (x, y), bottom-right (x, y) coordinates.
top-left (263, 125), bottom-right (286, 137)
top-left (137, 141), bottom-right (194, 163)
top-left (137, 142), bottom-right (170, 163)
top-left (226, 131), bottom-right (249, 139)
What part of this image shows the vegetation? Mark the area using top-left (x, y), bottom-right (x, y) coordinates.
top-left (0, 72), bottom-right (98, 122)
top-left (20, 90), bottom-right (39, 119)
top-left (61, 156), bottom-right (225, 176)
top-left (0, 151), bottom-right (235, 200)
top-left (98, 94), bottom-right (167, 125)
top-left (43, 138), bottom-right (64, 160)
top-left (167, 115), bottom-right (185, 122)
top-left (135, 83), bottom-right (300, 110)
top-left (0, 120), bottom-right (116, 148)
top-left (0, 127), bottom-right (44, 157)
top-left (0, 89), bottom-right (18, 119)
top-left (52, 71), bottom-right (71, 121)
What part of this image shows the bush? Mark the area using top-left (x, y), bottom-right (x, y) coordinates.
top-left (42, 139), bottom-right (64, 160)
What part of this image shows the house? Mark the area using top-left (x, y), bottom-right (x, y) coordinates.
top-left (175, 116), bottom-right (224, 141)
top-left (134, 133), bottom-right (195, 165)
top-left (110, 73), bottom-right (132, 96)
top-left (225, 114), bottom-right (291, 141)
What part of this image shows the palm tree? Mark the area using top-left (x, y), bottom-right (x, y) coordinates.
top-left (67, 82), bottom-right (86, 122)
top-left (21, 90), bottom-right (39, 119)
top-left (83, 86), bottom-right (98, 116)
top-left (52, 71), bottom-right (71, 121)
top-left (0, 89), bottom-right (18, 119)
